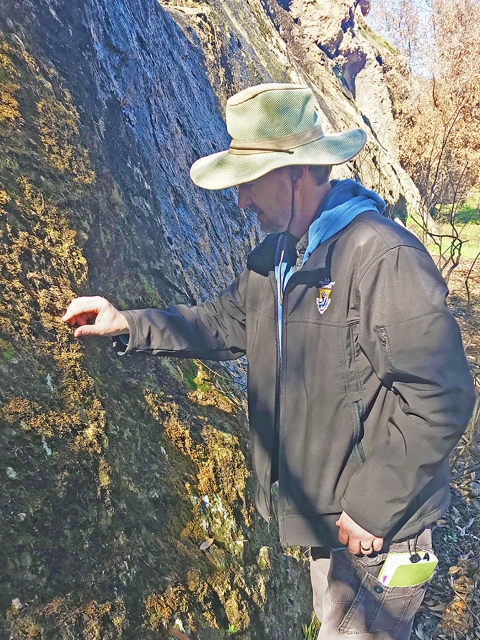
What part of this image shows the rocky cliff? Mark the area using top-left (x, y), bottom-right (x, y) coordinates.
top-left (0, 1), bottom-right (418, 638)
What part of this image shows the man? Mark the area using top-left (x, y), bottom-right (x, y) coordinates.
top-left (63, 84), bottom-right (475, 638)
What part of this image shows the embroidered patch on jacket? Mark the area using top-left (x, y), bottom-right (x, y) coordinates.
top-left (316, 280), bottom-right (335, 315)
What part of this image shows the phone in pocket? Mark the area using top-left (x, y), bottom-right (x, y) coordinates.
top-left (377, 551), bottom-right (438, 587)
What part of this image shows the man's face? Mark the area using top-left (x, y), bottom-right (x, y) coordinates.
top-left (237, 167), bottom-right (293, 233)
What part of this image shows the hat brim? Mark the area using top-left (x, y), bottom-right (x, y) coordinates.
top-left (190, 128), bottom-right (367, 190)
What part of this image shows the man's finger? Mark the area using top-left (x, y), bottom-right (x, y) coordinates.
top-left (74, 324), bottom-right (103, 338)
top-left (62, 296), bottom-right (104, 323)
top-left (372, 537), bottom-right (384, 552)
top-left (348, 539), bottom-right (361, 554)
top-left (66, 312), bottom-right (97, 328)
top-left (338, 528), bottom-right (348, 544)
top-left (79, 312), bottom-right (99, 327)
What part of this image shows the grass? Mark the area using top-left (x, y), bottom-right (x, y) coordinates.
top-left (302, 613), bottom-right (320, 640)
top-left (407, 193), bottom-right (480, 261)
top-left (428, 223), bottom-right (480, 260)
top-left (455, 192), bottom-right (480, 225)
top-left (407, 219), bottom-right (480, 260)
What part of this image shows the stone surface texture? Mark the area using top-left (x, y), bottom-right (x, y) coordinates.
top-left (286, 0), bottom-right (410, 181)
top-left (0, 0), bottom-right (420, 638)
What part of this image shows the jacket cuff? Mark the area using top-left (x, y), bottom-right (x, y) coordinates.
top-left (112, 334), bottom-right (130, 356)
top-left (111, 310), bottom-right (137, 356)
top-left (339, 495), bottom-right (390, 539)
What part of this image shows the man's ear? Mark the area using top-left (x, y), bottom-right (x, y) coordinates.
top-left (292, 165), bottom-right (308, 186)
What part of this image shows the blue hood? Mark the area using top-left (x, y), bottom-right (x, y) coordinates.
top-left (301, 178), bottom-right (386, 265)
top-left (275, 179), bottom-right (386, 357)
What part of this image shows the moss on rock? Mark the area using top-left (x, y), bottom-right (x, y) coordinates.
top-left (0, 4), bottom-right (314, 637)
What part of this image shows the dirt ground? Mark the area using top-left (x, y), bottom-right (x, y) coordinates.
top-left (413, 258), bottom-right (480, 640)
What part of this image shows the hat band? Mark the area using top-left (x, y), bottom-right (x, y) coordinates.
top-left (228, 123), bottom-right (324, 156)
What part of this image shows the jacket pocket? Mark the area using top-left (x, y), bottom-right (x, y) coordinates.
top-left (352, 399), bottom-right (367, 466)
top-left (329, 550), bottom-right (432, 633)
top-left (378, 326), bottom-right (397, 373)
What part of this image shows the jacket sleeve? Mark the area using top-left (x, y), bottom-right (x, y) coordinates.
top-left (116, 269), bottom-right (249, 360)
top-left (340, 245), bottom-right (475, 537)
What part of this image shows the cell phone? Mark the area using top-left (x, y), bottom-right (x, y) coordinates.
top-left (377, 551), bottom-right (438, 587)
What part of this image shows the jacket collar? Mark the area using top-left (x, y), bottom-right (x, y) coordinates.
top-left (247, 224), bottom-right (341, 277)
top-left (246, 233), bottom-right (281, 276)
top-left (247, 180), bottom-right (385, 276)
top-left (247, 229), bottom-right (322, 276)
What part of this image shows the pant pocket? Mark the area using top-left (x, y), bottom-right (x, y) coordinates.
top-left (330, 551), bottom-right (431, 634)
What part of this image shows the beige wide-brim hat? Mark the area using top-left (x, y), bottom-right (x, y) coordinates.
top-left (190, 83), bottom-right (367, 190)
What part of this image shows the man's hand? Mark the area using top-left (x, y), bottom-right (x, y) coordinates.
top-left (62, 296), bottom-right (130, 338)
top-left (336, 511), bottom-right (384, 555)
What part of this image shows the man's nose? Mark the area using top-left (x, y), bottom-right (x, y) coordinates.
top-left (237, 185), bottom-right (252, 210)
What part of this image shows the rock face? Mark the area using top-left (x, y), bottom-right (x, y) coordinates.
top-left (259, 0), bottom-right (418, 219)
top-left (0, 0), bottom-right (419, 638)
top-left (289, 0), bottom-right (361, 56)
top-left (287, 0), bottom-right (403, 167)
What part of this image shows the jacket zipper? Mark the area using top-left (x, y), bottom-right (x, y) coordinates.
top-left (353, 400), bottom-right (367, 465)
top-left (276, 273), bottom-right (300, 546)
top-left (379, 327), bottom-right (395, 371)
top-left (379, 327), bottom-right (388, 348)
top-left (269, 272), bottom-right (281, 525)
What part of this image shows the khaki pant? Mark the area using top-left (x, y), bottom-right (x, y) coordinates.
top-left (310, 530), bottom-right (433, 639)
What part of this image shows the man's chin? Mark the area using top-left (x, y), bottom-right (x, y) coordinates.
top-left (265, 224), bottom-right (287, 234)
top-left (256, 212), bottom-right (289, 234)
top-left (259, 219), bottom-right (286, 234)
top-left (258, 219), bottom-right (270, 233)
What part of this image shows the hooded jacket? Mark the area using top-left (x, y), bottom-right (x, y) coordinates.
top-left (117, 184), bottom-right (475, 548)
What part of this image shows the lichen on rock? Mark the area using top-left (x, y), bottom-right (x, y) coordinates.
top-left (0, 0), bottom-right (419, 637)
